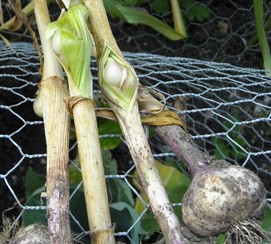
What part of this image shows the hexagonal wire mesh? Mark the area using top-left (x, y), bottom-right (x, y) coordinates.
top-left (1, 41), bottom-right (270, 242)
top-left (0, 0), bottom-right (271, 243)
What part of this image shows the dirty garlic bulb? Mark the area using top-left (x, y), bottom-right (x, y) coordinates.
top-left (182, 164), bottom-right (266, 236)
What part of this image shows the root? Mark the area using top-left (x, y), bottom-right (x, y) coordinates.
top-left (0, 213), bottom-right (20, 243)
top-left (225, 219), bottom-right (271, 244)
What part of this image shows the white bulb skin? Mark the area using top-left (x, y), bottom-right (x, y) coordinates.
top-left (103, 57), bottom-right (123, 86)
top-left (33, 92), bottom-right (44, 118)
top-left (182, 165), bottom-right (266, 236)
top-left (51, 31), bottom-right (62, 55)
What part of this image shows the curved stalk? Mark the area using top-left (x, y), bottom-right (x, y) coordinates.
top-left (136, 89), bottom-right (212, 177)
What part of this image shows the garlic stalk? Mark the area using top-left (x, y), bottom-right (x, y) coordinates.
top-left (84, 0), bottom-right (184, 242)
top-left (139, 88), bottom-right (269, 243)
top-left (45, 2), bottom-right (115, 243)
top-left (33, 0), bottom-right (71, 243)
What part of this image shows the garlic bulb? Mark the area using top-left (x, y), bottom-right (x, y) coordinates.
top-left (182, 165), bottom-right (266, 236)
top-left (33, 91), bottom-right (44, 118)
top-left (103, 57), bottom-right (126, 87)
top-left (51, 30), bottom-right (62, 55)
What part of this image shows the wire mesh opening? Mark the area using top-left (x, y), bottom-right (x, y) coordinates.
top-left (0, 0), bottom-right (271, 242)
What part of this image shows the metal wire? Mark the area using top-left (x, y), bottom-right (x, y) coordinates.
top-left (0, 40), bottom-right (270, 241)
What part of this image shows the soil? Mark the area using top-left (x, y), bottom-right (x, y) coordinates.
top-left (0, 0), bottom-right (270, 237)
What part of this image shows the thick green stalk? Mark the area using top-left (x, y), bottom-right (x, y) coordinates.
top-left (170, 0), bottom-right (187, 38)
top-left (84, 0), bottom-right (184, 242)
top-left (253, 0), bottom-right (271, 75)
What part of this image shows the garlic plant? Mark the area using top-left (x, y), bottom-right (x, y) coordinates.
top-left (33, 0), bottom-right (71, 242)
top-left (45, 2), bottom-right (115, 243)
top-left (140, 90), bottom-right (270, 243)
top-left (84, 0), bottom-right (185, 242)
top-left (45, 3), bottom-right (92, 97)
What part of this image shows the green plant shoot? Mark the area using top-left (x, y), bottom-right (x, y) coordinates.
top-left (253, 0), bottom-right (271, 75)
top-left (45, 3), bottom-right (92, 97)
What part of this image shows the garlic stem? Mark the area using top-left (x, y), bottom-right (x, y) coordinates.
top-left (70, 97), bottom-right (115, 243)
top-left (84, 0), bottom-right (184, 242)
top-left (115, 103), bottom-right (185, 243)
top-left (33, 0), bottom-right (71, 243)
top-left (46, 3), bottom-right (115, 242)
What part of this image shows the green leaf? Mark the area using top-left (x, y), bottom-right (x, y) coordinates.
top-left (25, 167), bottom-right (45, 199)
top-left (261, 204), bottom-right (271, 231)
top-left (98, 119), bottom-right (122, 150)
top-left (118, 0), bottom-right (139, 6)
top-left (104, 0), bottom-right (186, 41)
top-left (69, 186), bottom-right (89, 233)
top-left (211, 137), bottom-right (229, 160)
top-left (149, 0), bottom-right (170, 16)
top-left (108, 179), bottom-right (134, 206)
top-left (22, 187), bottom-right (47, 226)
top-left (102, 150), bottom-right (134, 205)
top-left (216, 234), bottom-right (226, 244)
top-left (69, 163), bottom-right (82, 186)
top-left (69, 149), bottom-right (118, 185)
top-left (102, 149), bottom-right (118, 175)
top-left (187, 3), bottom-right (212, 23)
top-left (110, 202), bottom-right (145, 243)
top-left (134, 160), bottom-right (191, 233)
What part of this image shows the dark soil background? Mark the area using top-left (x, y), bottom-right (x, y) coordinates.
top-left (0, 0), bottom-right (270, 233)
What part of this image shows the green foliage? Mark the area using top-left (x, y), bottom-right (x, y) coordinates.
top-left (102, 150), bottom-right (135, 205)
top-left (211, 118), bottom-right (247, 161)
top-left (216, 234), bottom-right (227, 244)
top-left (98, 119), bottom-right (122, 150)
top-left (25, 167), bottom-right (45, 199)
top-left (253, 0), bottom-right (271, 74)
top-left (23, 149), bottom-right (145, 242)
top-left (104, 0), bottom-right (186, 41)
top-left (181, 0), bottom-right (212, 23)
top-left (149, 0), bottom-right (170, 16)
top-left (22, 186), bottom-right (46, 226)
top-left (133, 160), bottom-right (191, 235)
top-left (110, 202), bottom-right (145, 243)
top-left (262, 203), bottom-right (271, 232)
top-left (103, 0), bottom-right (213, 41)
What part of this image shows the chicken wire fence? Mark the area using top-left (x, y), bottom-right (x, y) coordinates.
top-left (0, 0), bottom-right (271, 242)
top-left (108, 0), bottom-right (271, 70)
top-left (0, 40), bottom-right (271, 242)
top-left (1, 0), bottom-right (271, 69)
